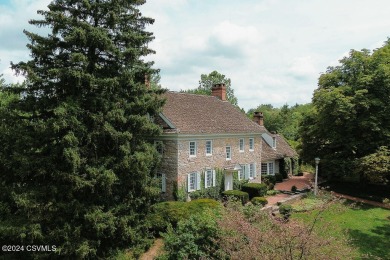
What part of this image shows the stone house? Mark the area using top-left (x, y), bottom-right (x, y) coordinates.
top-left (154, 84), bottom-right (296, 199)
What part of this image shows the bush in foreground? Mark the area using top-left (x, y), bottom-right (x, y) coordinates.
top-left (251, 197), bottom-right (268, 207)
top-left (222, 190), bottom-right (249, 204)
top-left (146, 199), bottom-right (221, 233)
top-left (161, 201), bottom-right (354, 259)
top-left (241, 183), bottom-right (268, 199)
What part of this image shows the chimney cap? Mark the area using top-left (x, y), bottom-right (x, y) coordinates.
top-left (254, 111), bottom-right (263, 116)
top-left (212, 83), bottom-right (226, 89)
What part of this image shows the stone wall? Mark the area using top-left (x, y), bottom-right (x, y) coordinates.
top-left (176, 136), bottom-right (262, 190)
top-left (158, 139), bottom-right (178, 200)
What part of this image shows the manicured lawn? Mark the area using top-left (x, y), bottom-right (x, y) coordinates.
top-left (292, 199), bottom-right (390, 259)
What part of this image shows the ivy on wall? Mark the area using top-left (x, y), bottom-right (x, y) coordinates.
top-left (172, 169), bottom-right (249, 201)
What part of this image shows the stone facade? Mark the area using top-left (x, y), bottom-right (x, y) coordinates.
top-left (157, 134), bottom-right (262, 199)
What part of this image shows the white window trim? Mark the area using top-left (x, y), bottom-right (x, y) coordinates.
top-left (204, 169), bottom-right (216, 188)
top-left (156, 173), bottom-right (166, 193)
top-left (272, 137), bottom-right (277, 149)
top-left (261, 161), bottom-right (275, 175)
top-left (188, 172), bottom-right (201, 192)
top-left (205, 140), bottom-right (213, 156)
top-left (249, 138), bottom-right (254, 151)
top-left (226, 146), bottom-right (232, 160)
top-left (239, 138), bottom-right (244, 153)
top-left (189, 141), bottom-right (197, 157)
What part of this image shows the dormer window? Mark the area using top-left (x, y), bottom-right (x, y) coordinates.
top-left (272, 137), bottom-right (276, 149)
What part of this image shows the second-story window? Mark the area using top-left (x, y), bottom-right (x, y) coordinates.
top-left (226, 146), bottom-right (231, 160)
top-left (239, 138), bottom-right (244, 152)
top-left (272, 137), bottom-right (277, 149)
top-left (189, 141), bottom-right (197, 157)
top-left (206, 140), bottom-right (212, 156)
top-left (249, 138), bottom-right (254, 151)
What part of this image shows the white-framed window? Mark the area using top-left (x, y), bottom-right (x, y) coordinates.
top-left (261, 163), bottom-right (268, 175)
top-left (226, 146), bottom-right (231, 160)
top-left (156, 173), bottom-right (166, 193)
top-left (249, 138), bottom-right (254, 151)
top-left (189, 141), bottom-right (197, 157)
top-left (272, 137), bottom-right (276, 149)
top-left (238, 168), bottom-right (245, 180)
top-left (268, 162), bottom-right (274, 175)
top-left (204, 169), bottom-right (216, 188)
top-left (206, 140), bottom-right (213, 156)
top-left (154, 141), bottom-right (164, 155)
top-left (188, 172), bottom-right (201, 192)
top-left (261, 162), bottom-right (275, 175)
top-left (239, 138), bottom-right (244, 152)
top-left (249, 163), bottom-right (256, 179)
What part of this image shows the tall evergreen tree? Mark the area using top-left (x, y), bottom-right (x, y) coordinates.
top-left (0, 0), bottom-right (164, 258)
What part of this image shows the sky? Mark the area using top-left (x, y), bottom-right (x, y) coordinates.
top-left (1, 0), bottom-right (390, 111)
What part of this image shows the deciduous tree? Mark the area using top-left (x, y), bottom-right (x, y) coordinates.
top-left (300, 40), bottom-right (390, 179)
top-left (183, 70), bottom-right (238, 106)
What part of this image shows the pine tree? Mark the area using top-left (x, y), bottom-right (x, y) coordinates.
top-left (0, 0), bottom-right (164, 258)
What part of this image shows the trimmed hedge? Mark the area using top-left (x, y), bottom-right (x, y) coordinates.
top-left (275, 173), bottom-right (283, 182)
top-left (241, 183), bottom-right (268, 199)
top-left (146, 199), bottom-right (222, 233)
top-left (262, 175), bottom-right (276, 185)
top-left (222, 190), bottom-right (249, 204)
top-left (251, 196), bottom-right (268, 206)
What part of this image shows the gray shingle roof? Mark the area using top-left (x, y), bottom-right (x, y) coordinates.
top-left (160, 92), bottom-right (266, 134)
top-left (261, 134), bottom-right (298, 161)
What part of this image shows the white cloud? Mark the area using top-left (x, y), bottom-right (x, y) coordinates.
top-left (2, 0), bottom-right (390, 110)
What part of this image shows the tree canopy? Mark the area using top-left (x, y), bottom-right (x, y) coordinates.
top-left (247, 103), bottom-right (312, 151)
top-left (300, 40), bottom-right (390, 179)
top-left (183, 70), bottom-right (238, 106)
top-left (0, 0), bottom-right (164, 258)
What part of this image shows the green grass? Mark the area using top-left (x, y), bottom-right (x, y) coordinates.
top-left (292, 199), bottom-right (390, 259)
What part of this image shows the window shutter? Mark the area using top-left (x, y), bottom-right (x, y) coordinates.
top-left (212, 170), bottom-right (216, 187)
top-left (244, 165), bottom-right (249, 180)
top-left (253, 163), bottom-right (257, 178)
top-left (196, 172), bottom-right (201, 190)
top-left (187, 174), bottom-right (191, 192)
top-left (161, 174), bottom-right (166, 193)
top-left (204, 171), bottom-right (208, 188)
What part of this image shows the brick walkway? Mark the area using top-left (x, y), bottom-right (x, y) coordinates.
top-left (266, 173), bottom-right (390, 209)
top-left (274, 173), bottom-right (314, 191)
top-left (266, 173), bottom-right (314, 205)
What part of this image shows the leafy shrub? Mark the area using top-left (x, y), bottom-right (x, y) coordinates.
top-left (241, 183), bottom-right (268, 199)
top-left (279, 204), bottom-right (293, 220)
top-left (275, 173), bottom-right (283, 182)
top-left (222, 190), bottom-right (249, 204)
top-left (262, 175), bottom-right (276, 185)
top-left (299, 163), bottom-right (315, 174)
top-left (251, 197), bottom-right (268, 206)
top-left (291, 185), bottom-right (297, 192)
top-left (161, 210), bottom-right (220, 259)
top-left (266, 190), bottom-right (280, 196)
top-left (146, 199), bottom-right (221, 233)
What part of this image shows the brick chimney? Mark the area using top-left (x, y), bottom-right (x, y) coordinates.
top-left (211, 83), bottom-right (227, 101)
top-left (253, 111), bottom-right (264, 126)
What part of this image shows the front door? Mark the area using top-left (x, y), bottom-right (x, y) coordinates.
top-left (224, 172), bottom-right (233, 191)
